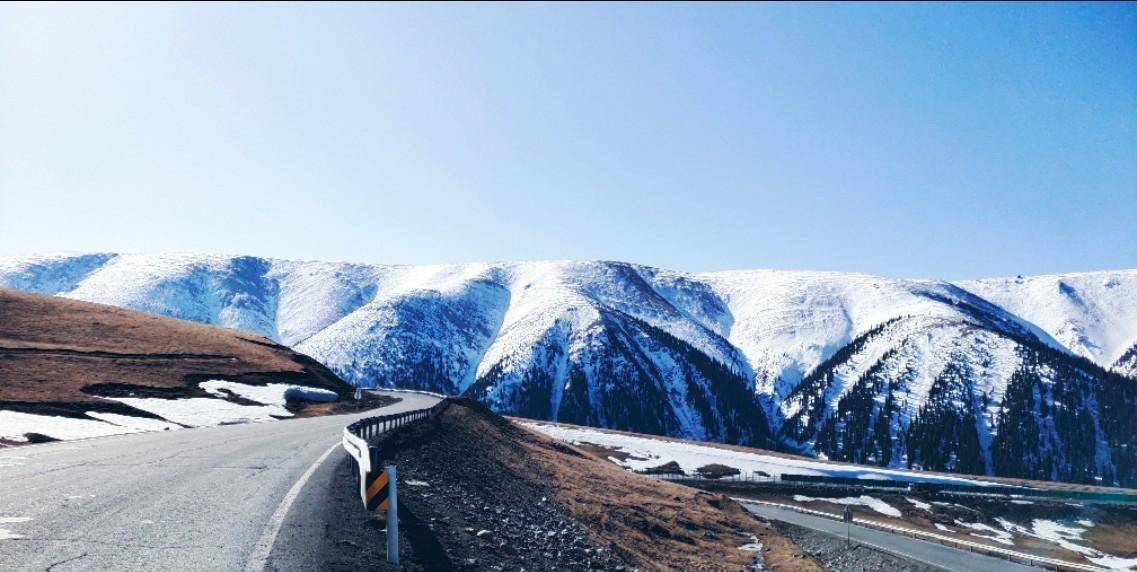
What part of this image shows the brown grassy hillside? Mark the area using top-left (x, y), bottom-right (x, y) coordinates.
top-left (372, 400), bottom-right (824, 571)
top-left (0, 288), bottom-right (355, 418)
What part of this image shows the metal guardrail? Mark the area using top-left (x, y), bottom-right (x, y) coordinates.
top-left (636, 469), bottom-right (1137, 506)
top-left (734, 498), bottom-right (1108, 572)
top-left (341, 395), bottom-right (449, 565)
top-left (342, 398), bottom-right (449, 476)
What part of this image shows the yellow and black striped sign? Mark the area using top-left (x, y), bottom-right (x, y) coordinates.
top-left (364, 468), bottom-right (391, 512)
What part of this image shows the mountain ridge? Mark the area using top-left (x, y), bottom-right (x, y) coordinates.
top-left (2, 253), bottom-right (1134, 485)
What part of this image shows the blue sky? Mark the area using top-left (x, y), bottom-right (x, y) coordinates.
top-left (1, 3), bottom-right (1134, 279)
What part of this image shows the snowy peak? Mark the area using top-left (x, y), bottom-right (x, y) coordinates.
top-left (297, 264), bottom-right (510, 395)
top-left (694, 270), bottom-right (1050, 400)
top-left (0, 252), bottom-right (116, 296)
top-left (958, 270), bottom-right (1137, 369)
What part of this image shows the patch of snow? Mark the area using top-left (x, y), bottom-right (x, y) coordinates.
top-left (992, 516), bottom-right (1137, 569)
top-left (1090, 555), bottom-right (1137, 571)
top-left (0, 455), bottom-right (26, 467)
top-left (739, 535), bottom-right (766, 571)
top-left (739, 539), bottom-right (763, 552)
top-left (10, 391), bottom-right (312, 445)
top-left (933, 523), bottom-right (954, 532)
top-left (954, 520), bottom-right (1014, 545)
top-left (525, 422), bottom-right (992, 486)
top-left (199, 379), bottom-right (337, 406)
top-left (0, 410), bottom-right (141, 441)
top-left (1029, 519), bottom-right (1095, 556)
top-left (792, 495), bottom-right (902, 517)
top-left (104, 397), bottom-right (290, 427)
top-left (904, 497), bottom-right (932, 511)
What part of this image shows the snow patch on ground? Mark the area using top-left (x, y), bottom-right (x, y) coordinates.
top-left (104, 397), bottom-right (289, 427)
top-left (904, 497), bottom-right (932, 511)
top-left (792, 495), bottom-right (902, 517)
top-left (526, 422), bottom-right (991, 486)
top-left (0, 411), bottom-right (141, 441)
top-left (200, 379), bottom-right (338, 406)
top-left (106, 380), bottom-right (339, 428)
top-left (985, 517), bottom-right (1137, 570)
top-left (2, 381), bottom-right (340, 443)
top-left (1091, 555), bottom-right (1137, 571)
top-left (739, 536), bottom-right (766, 571)
top-left (0, 455), bottom-right (25, 468)
top-left (1028, 519), bottom-right (1099, 557)
top-left (954, 520), bottom-right (1015, 545)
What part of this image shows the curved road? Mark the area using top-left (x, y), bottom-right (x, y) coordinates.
top-left (0, 391), bottom-right (440, 572)
top-left (740, 502), bottom-right (1042, 572)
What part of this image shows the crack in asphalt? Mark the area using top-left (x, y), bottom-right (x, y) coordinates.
top-left (43, 552), bottom-right (87, 572)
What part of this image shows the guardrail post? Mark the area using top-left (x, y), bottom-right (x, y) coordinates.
top-left (386, 465), bottom-right (399, 564)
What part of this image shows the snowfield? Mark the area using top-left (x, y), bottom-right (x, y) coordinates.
top-left (791, 494), bottom-right (902, 517)
top-left (959, 271), bottom-right (1137, 370)
top-left (0, 380), bottom-right (339, 442)
top-left (200, 380), bottom-right (338, 407)
top-left (524, 422), bottom-right (992, 486)
top-left (0, 411), bottom-right (147, 442)
top-left (979, 517), bottom-right (1137, 570)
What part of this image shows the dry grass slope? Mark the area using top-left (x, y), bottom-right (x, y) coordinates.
top-left (0, 288), bottom-right (353, 418)
top-left (379, 400), bottom-right (824, 571)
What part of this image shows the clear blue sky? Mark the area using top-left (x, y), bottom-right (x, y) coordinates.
top-left (1, 3), bottom-right (1134, 279)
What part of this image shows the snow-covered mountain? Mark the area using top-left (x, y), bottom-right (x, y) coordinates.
top-left (2, 253), bottom-right (1135, 485)
top-left (958, 271), bottom-right (1137, 378)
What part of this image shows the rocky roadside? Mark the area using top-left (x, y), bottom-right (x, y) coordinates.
top-left (773, 521), bottom-right (938, 572)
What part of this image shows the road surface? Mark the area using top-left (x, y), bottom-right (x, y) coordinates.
top-left (0, 391), bottom-right (440, 571)
top-left (741, 502), bottom-right (1041, 572)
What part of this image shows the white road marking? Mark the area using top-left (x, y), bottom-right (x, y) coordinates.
top-left (245, 441), bottom-right (340, 572)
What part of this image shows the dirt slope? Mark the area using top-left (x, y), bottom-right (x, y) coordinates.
top-left (368, 400), bottom-right (823, 571)
top-left (0, 288), bottom-right (357, 418)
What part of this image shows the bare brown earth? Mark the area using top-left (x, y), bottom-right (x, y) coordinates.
top-left (0, 288), bottom-right (364, 421)
top-left (371, 400), bottom-right (825, 571)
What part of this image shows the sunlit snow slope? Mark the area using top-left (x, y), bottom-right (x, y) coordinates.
top-left (2, 253), bottom-right (1134, 485)
top-left (958, 271), bottom-right (1137, 377)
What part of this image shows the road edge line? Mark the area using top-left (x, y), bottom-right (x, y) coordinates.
top-left (245, 441), bottom-right (340, 572)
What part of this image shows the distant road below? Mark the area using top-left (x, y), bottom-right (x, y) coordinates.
top-left (740, 502), bottom-right (1041, 572)
top-left (0, 391), bottom-right (440, 571)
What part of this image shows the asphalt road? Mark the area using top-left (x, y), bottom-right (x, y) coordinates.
top-left (740, 502), bottom-right (1041, 572)
top-left (0, 391), bottom-right (440, 572)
